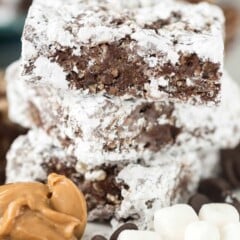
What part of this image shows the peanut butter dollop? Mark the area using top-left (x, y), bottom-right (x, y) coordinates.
top-left (0, 173), bottom-right (87, 240)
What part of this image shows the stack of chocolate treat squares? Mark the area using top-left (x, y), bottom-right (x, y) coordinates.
top-left (5, 0), bottom-right (240, 229)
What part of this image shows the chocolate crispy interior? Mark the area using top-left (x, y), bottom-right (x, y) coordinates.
top-left (53, 39), bottom-right (220, 103)
top-left (50, 10), bottom-right (221, 102)
top-left (22, 7), bottom-right (222, 103)
top-left (41, 158), bottom-right (124, 221)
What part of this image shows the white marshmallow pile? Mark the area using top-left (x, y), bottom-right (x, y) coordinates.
top-left (118, 204), bottom-right (240, 240)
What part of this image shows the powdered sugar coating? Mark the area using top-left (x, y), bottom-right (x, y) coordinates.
top-left (6, 62), bottom-right (240, 168)
top-left (115, 160), bottom-right (200, 229)
top-left (6, 129), bottom-right (201, 229)
top-left (6, 61), bottom-right (33, 128)
top-left (197, 150), bottom-right (220, 178)
top-left (21, 0), bottom-right (224, 104)
top-left (6, 130), bottom-right (50, 182)
top-left (104, 0), bottom-right (164, 10)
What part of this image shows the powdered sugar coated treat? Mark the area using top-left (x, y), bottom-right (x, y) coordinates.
top-left (7, 62), bottom-right (240, 168)
top-left (21, 0), bottom-right (224, 104)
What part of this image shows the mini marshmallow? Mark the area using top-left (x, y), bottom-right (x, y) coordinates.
top-left (154, 204), bottom-right (198, 240)
top-left (199, 204), bottom-right (239, 228)
top-left (184, 221), bottom-right (220, 240)
top-left (118, 230), bottom-right (161, 240)
top-left (221, 223), bottom-right (240, 240)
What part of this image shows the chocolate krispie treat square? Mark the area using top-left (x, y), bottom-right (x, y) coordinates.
top-left (7, 61), bottom-right (240, 167)
top-left (21, 0), bottom-right (224, 104)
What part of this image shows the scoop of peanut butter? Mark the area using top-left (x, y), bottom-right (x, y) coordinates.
top-left (0, 173), bottom-right (87, 240)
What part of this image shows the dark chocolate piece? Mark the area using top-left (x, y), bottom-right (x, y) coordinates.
top-left (110, 223), bottom-right (138, 240)
top-left (19, 0), bottom-right (32, 12)
top-left (220, 144), bottom-right (240, 188)
top-left (198, 178), bottom-right (231, 202)
top-left (224, 193), bottom-right (240, 214)
top-left (188, 193), bottom-right (211, 213)
top-left (91, 235), bottom-right (108, 240)
top-left (221, 145), bottom-right (240, 187)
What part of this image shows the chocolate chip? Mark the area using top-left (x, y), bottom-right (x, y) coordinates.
top-left (221, 145), bottom-right (240, 188)
top-left (224, 193), bottom-right (240, 214)
top-left (188, 193), bottom-right (211, 213)
top-left (110, 223), bottom-right (138, 240)
top-left (91, 235), bottom-right (108, 240)
top-left (198, 178), bottom-right (231, 202)
top-left (232, 198), bottom-right (240, 214)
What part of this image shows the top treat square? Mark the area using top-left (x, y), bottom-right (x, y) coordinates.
top-left (22, 0), bottom-right (224, 104)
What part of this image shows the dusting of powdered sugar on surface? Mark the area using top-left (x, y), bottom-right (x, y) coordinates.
top-left (21, 0), bottom-right (224, 104)
top-left (6, 130), bottom-right (49, 183)
top-left (114, 157), bottom-right (201, 229)
top-left (7, 62), bottom-right (240, 168)
top-left (6, 61), bottom-right (33, 128)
